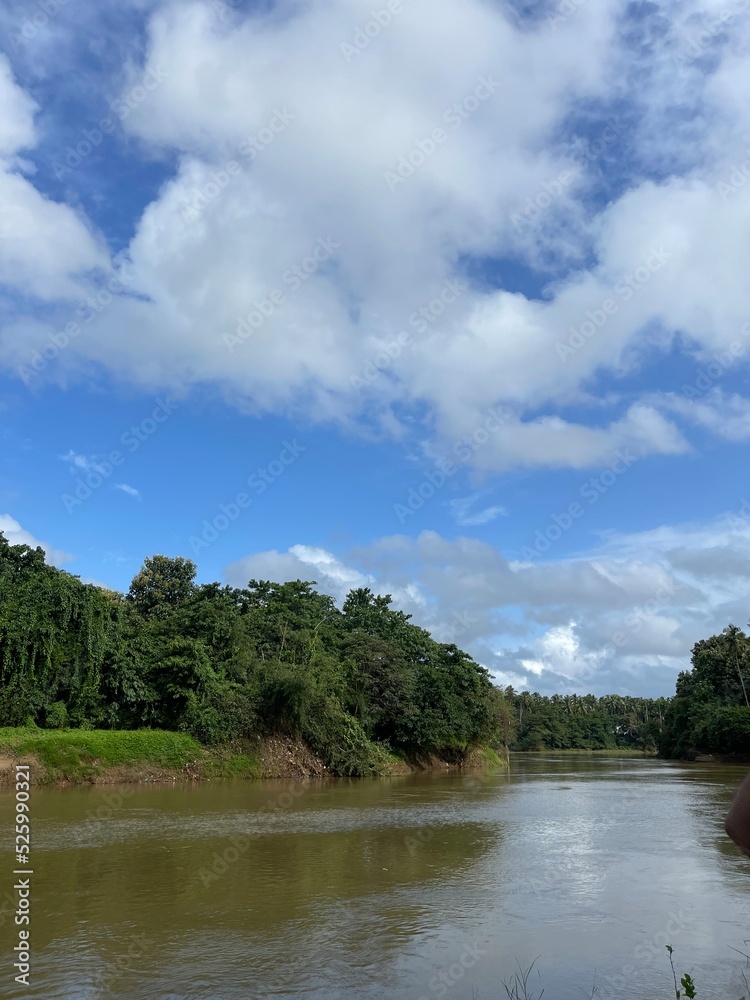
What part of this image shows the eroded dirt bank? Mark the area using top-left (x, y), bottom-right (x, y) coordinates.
top-left (0, 731), bottom-right (505, 786)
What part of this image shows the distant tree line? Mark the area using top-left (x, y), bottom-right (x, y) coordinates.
top-left (502, 689), bottom-right (668, 751)
top-left (502, 625), bottom-right (750, 758)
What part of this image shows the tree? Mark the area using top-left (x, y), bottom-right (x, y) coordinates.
top-left (661, 625), bottom-right (750, 758)
top-left (127, 555), bottom-right (197, 617)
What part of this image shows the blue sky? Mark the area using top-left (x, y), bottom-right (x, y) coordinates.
top-left (2, 0), bottom-right (750, 697)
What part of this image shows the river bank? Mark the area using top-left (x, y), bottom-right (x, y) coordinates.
top-left (0, 728), bottom-right (505, 786)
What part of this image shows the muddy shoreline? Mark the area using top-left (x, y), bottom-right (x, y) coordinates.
top-left (0, 733), bottom-right (503, 787)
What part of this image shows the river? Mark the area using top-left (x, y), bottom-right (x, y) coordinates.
top-left (2, 754), bottom-right (750, 999)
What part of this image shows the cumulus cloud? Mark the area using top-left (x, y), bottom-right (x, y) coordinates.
top-left (224, 504), bottom-right (750, 696)
top-left (0, 55), bottom-right (107, 306)
top-left (4, 1), bottom-right (750, 470)
top-left (226, 542), bottom-right (425, 609)
top-left (0, 514), bottom-right (73, 566)
top-left (653, 388), bottom-right (750, 442)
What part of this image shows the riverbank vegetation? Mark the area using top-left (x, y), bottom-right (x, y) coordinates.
top-left (503, 625), bottom-right (750, 759)
top-left (660, 624), bottom-right (750, 758)
top-left (501, 689), bottom-right (667, 752)
top-left (2, 532), bottom-right (749, 769)
top-left (498, 947), bottom-right (747, 999)
top-left (0, 535), bottom-right (509, 776)
top-left (0, 727), bottom-right (262, 783)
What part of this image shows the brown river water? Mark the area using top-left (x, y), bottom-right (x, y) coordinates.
top-left (2, 753), bottom-right (750, 999)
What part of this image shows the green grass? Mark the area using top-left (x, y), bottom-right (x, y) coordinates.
top-left (474, 746), bottom-right (506, 767)
top-left (0, 728), bottom-right (261, 783)
top-left (201, 750), bottom-right (262, 779)
top-left (0, 729), bottom-right (506, 784)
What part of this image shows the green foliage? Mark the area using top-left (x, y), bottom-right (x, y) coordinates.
top-left (707, 706), bottom-right (750, 753)
top-left (0, 535), bottom-right (512, 774)
top-left (661, 625), bottom-right (750, 758)
top-left (45, 701), bottom-right (68, 729)
top-left (503, 689), bottom-right (666, 752)
top-left (0, 533), bottom-right (120, 727)
top-left (304, 703), bottom-right (385, 776)
top-left (667, 946), bottom-right (697, 999)
top-left (126, 555), bottom-right (197, 617)
top-left (12, 532), bottom-right (750, 772)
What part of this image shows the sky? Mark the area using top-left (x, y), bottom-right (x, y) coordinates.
top-left (1, 0), bottom-right (750, 698)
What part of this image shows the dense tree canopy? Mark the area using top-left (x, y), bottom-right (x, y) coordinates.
top-left (660, 624), bottom-right (750, 757)
top-left (502, 689), bottom-right (668, 752)
top-left (4, 533), bottom-right (747, 766)
top-left (0, 536), bottom-right (511, 774)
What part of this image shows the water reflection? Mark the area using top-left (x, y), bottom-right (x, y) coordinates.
top-left (2, 756), bottom-right (750, 999)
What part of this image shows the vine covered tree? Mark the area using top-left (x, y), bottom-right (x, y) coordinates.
top-left (0, 535), bottom-right (513, 773)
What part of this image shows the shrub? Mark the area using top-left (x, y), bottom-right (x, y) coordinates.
top-left (45, 701), bottom-right (68, 729)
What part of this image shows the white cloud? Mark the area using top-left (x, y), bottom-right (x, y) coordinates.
top-left (1, 2), bottom-right (750, 473)
top-left (0, 54), bottom-right (107, 308)
top-left (223, 507), bottom-right (750, 696)
top-left (0, 55), bottom-right (36, 158)
top-left (226, 542), bottom-right (426, 609)
top-left (448, 493), bottom-right (507, 527)
top-left (653, 389), bottom-right (750, 442)
top-left (115, 483), bottom-right (141, 499)
top-left (0, 514), bottom-right (73, 566)
top-left (60, 450), bottom-right (109, 475)
top-left (225, 546), bottom-right (372, 606)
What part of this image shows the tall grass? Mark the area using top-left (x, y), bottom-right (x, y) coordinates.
top-left (0, 727), bottom-right (260, 782)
